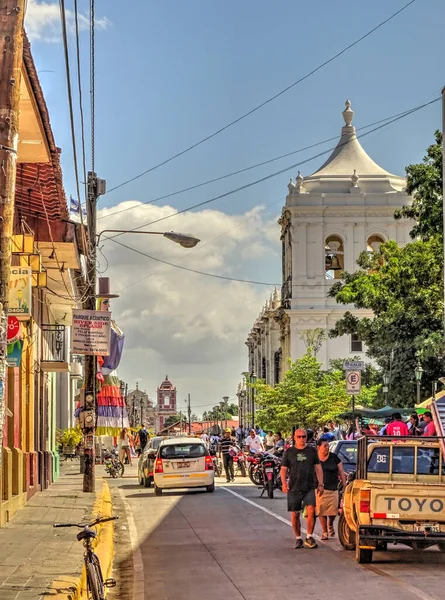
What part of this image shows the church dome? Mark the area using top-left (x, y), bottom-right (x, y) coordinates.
top-left (301, 100), bottom-right (406, 194)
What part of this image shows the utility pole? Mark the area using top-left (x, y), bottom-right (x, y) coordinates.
top-left (187, 394), bottom-right (191, 435)
top-left (81, 172), bottom-right (105, 493)
top-left (0, 0), bottom-right (26, 473)
top-left (222, 396), bottom-right (229, 430)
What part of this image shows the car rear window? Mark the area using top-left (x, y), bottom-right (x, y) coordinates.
top-left (160, 444), bottom-right (207, 459)
top-left (152, 438), bottom-right (162, 449)
top-left (337, 445), bottom-right (357, 464)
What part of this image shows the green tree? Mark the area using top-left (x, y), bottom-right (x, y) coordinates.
top-left (254, 353), bottom-right (378, 432)
top-left (164, 413), bottom-right (186, 428)
top-left (394, 131), bottom-right (443, 241)
top-left (226, 403), bottom-right (238, 417)
top-left (329, 238), bottom-right (444, 406)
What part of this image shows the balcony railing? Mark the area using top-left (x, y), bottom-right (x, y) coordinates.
top-left (41, 324), bottom-right (70, 372)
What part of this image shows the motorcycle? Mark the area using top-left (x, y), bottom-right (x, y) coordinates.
top-left (230, 445), bottom-right (247, 477)
top-left (104, 448), bottom-right (124, 478)
top-left (260, 452), bottom-right (282, 499)
top-left (247, 452), bottom-right (264, 485)
top-left (210, 444), bottom-right (223, 477)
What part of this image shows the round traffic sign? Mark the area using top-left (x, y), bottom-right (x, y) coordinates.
top-left (347, 372), bottom-right (360, 385)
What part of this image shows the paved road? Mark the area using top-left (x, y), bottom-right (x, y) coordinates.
top-left (108, 468), bottom-right (444, 600)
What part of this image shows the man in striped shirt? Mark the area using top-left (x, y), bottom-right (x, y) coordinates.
top-left (219, 429), bottom-right (236, 483)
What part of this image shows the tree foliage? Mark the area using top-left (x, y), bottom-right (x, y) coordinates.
top-left (394, 130), bottom-right (443, 241)
top-left (254, 353), bottom-right (378, 432)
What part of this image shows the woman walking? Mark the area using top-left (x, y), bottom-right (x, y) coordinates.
top-left (316, 439), bottom-right (347, 539)
top-left (118, 428), bottom-right (132, 465)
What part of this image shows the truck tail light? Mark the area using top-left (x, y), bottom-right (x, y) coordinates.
top-left (205, 455), bottom-right (214, 470)
top-left (155, 459), bottom-right (163, 473)
top-left (359, 490), bottom-right (371, 513)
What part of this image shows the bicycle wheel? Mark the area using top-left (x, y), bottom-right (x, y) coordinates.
top-left (86, 554), bottom-right (104, 600)
top-left (116, 461), bottom-right (125, 478)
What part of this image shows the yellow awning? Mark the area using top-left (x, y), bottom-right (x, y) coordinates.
top-left (417, 389), bottom-right (445, 409)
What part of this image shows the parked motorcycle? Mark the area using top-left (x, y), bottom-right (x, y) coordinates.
top-left (247, 452), bottom-right (264, 485)
top-left (104, 448), bottom-right (124, 478)
top-left (230, 445), bottom-right (247, 477)
top-left (260, 453), bottom-right (282, 499)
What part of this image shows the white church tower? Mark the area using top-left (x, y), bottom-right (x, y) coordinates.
top-left (276, 100), bottom-right (413, 371)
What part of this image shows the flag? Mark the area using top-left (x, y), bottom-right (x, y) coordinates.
top-left (70, 196), bottom-right (87, 220)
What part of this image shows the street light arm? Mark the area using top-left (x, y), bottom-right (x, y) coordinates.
top-left (96, 229), bottom-right (200, 248)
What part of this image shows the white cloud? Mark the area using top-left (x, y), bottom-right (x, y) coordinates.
top-left (25, 0), bottom-right (111, 43)
top-left (97, 202), bottom-right (281, 411)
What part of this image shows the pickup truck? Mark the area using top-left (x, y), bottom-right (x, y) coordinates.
top-left (338, 435), bottom-right (445, 563)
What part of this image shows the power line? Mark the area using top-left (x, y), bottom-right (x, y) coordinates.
top-left (73, 0), bottom-right (88, 205)
top-left (59, 0), bottom-right (83, 219)
top-left (104, 96), bottom-right (440, 289)
top-left (114, 198), bottom-right (286, 294)
top-left (106, 0), bottom-right (417, 195)
top-left (103, 97), bottom-right (440, 240)
top-left (109, 237), bottom-right (280, 286)
top-left (98, 100), bottom-right (433, 222)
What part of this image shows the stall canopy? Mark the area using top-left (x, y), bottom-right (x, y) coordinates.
top-left (338, 405), bottom-right (412, 420)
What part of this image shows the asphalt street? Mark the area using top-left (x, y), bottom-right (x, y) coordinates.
top-left (107, 467), bottom-right (444, 600)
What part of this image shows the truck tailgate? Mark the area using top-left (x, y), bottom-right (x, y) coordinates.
top-left (372, 484), bottom-right (445, 521)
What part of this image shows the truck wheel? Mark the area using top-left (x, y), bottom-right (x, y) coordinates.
top-left (338, 512), bottom-right (355, 551)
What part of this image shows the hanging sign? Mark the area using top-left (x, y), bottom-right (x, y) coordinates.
top-left (343, 360), bottom-right (365, 371)
top-left (8, 267), bottom-right (32, 318)
top-left (71, 309), bottom-right (111, 356)
top-left (346, 370), bottom-right (361, 395)
top-left (7, 339), bottom-right (24, 367)
top-left (7, 316), bottom-right (21, 344)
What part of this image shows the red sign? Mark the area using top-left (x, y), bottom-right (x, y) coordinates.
top-left (7, 316), bottom-right (20, 343)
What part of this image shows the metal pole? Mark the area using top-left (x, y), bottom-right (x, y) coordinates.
top-left (252, 386), bottom-right (255, 430)
top-left (82, 172), bottom-right (99, 493)
top-left (417, 381), bottom-right (421, 405)
top-left (188, 393), bottom-right (191, 435)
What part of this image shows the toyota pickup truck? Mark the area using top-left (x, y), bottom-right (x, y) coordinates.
top-left (338, 436), bottom-right (445, 563)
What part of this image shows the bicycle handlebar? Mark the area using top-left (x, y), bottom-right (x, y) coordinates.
top-left (53, 516), bottom-right (118, 528)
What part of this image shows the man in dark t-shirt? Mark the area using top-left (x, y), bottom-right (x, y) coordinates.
top-left (281, 428), bottom-right (324, 549)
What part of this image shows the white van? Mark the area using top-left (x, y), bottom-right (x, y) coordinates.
top-left (153, 437), bottom-right (215, 495)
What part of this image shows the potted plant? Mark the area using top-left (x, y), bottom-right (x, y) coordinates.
top-left (60, 427), bottom-right (82, 455)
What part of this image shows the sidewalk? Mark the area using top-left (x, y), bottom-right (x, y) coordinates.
top-left (0, 463), bottom-right (103, 600)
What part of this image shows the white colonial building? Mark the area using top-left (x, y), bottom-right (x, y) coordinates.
top-left (246, 100), bottom-right (413, 380)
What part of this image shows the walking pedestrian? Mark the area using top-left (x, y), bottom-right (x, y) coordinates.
top-left (136, 425), bottom-right (149, 455)
top-left (386, 412), bottom-right (409, 436)
top-left (316, 439), bottom-right (347, 539)
top-left (118, 428), bottom-right (132, 465)
top-left (219, 429), bottom-right (236, 483)
top-left (280, 428), bottom-right (324, 549)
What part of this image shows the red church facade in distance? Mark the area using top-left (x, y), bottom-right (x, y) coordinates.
top-left (156, 375), bottom-right (177, 431)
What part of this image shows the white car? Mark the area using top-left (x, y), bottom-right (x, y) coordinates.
top-left (153, 437), bottom-right (215, 495)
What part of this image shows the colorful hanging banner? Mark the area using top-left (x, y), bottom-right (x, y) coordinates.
top-left (8, 267), bottom-right (32, 318)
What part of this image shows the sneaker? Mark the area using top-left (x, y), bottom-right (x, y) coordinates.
top-left (304, 536), bottom-right (318, 549)
top-left (231, 478), bottom-right (235, 482)
top-left (294, 539), bottom-right (303, 549)
top-left (226, 479), bottom-right (231, 483)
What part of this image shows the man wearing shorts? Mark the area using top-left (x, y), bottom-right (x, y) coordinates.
top-left (280, 428), bottom-right (324, 549)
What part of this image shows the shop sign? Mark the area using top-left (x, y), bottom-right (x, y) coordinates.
top-left (7, 339), bottom-right (23, 367)
top-left (9, 267), bottom-right (32, 318)
top-left (71, 309), bottom-right (111, 356)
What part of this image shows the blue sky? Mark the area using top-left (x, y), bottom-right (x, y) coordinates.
top-left (25, 0), bottom-right (445, 409)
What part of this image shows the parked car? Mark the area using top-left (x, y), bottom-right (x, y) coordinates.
top-left (153, 437), bottom-right (215, 495)
top-left (329, 440), bottom-right (358, 474)
top-left (138, 436), bottom-right (165, 488)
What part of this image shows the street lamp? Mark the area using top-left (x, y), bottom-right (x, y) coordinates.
top-left (414, 361), bottom-right (424, 404)
top-left (96, 229), bottom-right (200, 248)
top-left (222, 396), bottom-right (229, 430)
top-left (382, 373), bottom-right (390, 404)
top-left (250, 371), bottom-right (257, 430)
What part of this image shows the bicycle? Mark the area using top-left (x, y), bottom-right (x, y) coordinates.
top-left (53, 515), bottom-right (118, 600)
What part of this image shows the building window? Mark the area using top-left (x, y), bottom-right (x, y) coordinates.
top-left (261, 357), bottom-right (266, 380)
top-left (274, 350), bottom-right (281, 385)
top-left (325, 235), bottom-right (344, 280)
top-left (351, 334), bottom-right (363, 353)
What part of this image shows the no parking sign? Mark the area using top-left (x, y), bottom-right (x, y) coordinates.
top-left (346, 370), bottom-right (361, 395)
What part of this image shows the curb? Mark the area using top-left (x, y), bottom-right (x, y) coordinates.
top-left (49, 480), bottom-right (115, 599)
